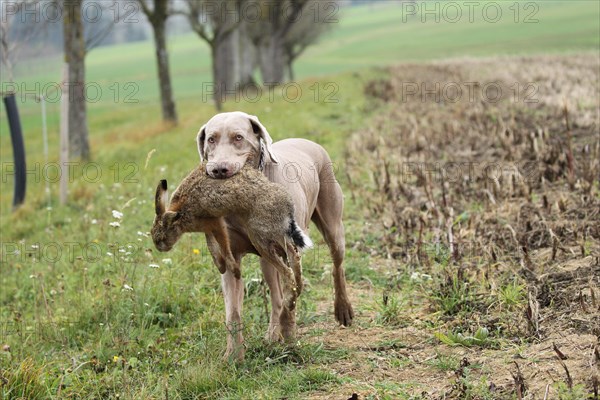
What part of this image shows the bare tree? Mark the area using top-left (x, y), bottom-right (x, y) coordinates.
top-left (184, 0), bottom-right (242, 110)
top-left (0, 2), bottom-right (23, 84)
top-left (62, 0), bottom-right (123, 160)
top-left (282, 1), bottom-right (333, 81)
top-left (62, 0), bottom-right (90, 160)
top-left (138, 0), bottom-right (178, 123)
top-left (64, 0), bottom-right (128, 160)
top-left (253, 0), bottom-right (310, 85)
top-left (2, 0), bottom-right (122, 162)
top-left (0, 0), bottom-right (47, 84)
top-left (237, 19), bottom-right (258, 88)
top-left (180, 0), bottom-right (330, 106)
top-left (243, 0), bottom-right (329, 85)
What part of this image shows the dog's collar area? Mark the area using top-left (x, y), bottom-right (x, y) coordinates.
top-left (258, 139), bottom-right (266, 172)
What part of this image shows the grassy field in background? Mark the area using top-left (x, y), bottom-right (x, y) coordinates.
top-left (1, 1), bottom-right (598, 143)
top-left (0, 1), bottom-right (599, 398)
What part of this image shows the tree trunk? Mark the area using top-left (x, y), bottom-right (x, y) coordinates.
top-left (238, 22), bottom-right (257, 88)
top-left (211, 45), bottom-right (223, 111)
top-left (258, 35), bottom-right (287, 85)
top-left (63, 0), bottom-right (90, 160)
top-left (151, 17), bottom-right (178, 123)
top-left (227, 27), bottom-right (240, 89)
top-left (212, 7), bottom-right (242, 108)
top-left (211, 29), bottom-right (239, 110)
top-left (288, 58), bottom-right (295, 82)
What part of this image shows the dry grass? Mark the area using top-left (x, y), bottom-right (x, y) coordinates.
top-left (315, 54), bottom-right (599, 399)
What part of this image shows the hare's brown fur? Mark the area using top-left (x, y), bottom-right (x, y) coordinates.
top-left (151, 163), bottom-right (310, 308)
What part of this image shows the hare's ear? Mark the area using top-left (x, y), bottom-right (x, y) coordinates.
top-left (155, 179), bottom-right (168, 216)
top-left (247, 114), bottom-right (279, 164)
top-left (164, 211), bottom-right (181, 224)
top-left (196, 124), bottom-right (208, 163)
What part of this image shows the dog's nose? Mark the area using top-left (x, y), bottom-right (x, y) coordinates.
top-left (211, 165), bottom-right (230, 179)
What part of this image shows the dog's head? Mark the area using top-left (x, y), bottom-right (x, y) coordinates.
top-left (196, 111), bottom-right (279, 179)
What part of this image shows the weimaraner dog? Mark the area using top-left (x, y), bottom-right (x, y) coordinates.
top-left (196, 111), bottom-right (354, 360)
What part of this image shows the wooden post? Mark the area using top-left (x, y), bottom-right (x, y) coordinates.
top-left (40, 94), bottom-right (51, 207)
top-left (60, 63), bottom-right (69, 205)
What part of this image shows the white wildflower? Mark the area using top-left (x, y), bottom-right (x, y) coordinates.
top-left (149, 264), bottom-right (160, 269)
top-left (123, 284), bottom-right (133, 291)
top-left (109, 221), bottom-right (120, 228)
top-left (112, 210), bottom-right (123, 219)
top-left (106, 252), bottom-right (113, 257)
top-left (91, 219), bottom-right (98, 224)
top-left (410, 272), bottom-right (432, 282)
top-left (161, 258), bottom-right (172, 265)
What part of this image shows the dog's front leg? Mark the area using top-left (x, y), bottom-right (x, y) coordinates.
top-left (221, 268), bottom-right (245, 361)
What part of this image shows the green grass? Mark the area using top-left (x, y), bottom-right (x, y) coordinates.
top-left (0, 1), bottom-right (598, 398)
top-left (0, 68), bottom-right (378, 398)
top-left (434, 327), bottom-right (497, 348)
top-left (426, 353), bottom-right (461, 372)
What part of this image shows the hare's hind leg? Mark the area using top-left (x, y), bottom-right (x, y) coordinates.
top-left (207, 218), bottom-right (241, 279)
top-left (205, 234), bottom-right (227, 274)
top-left (285, 242), bottom-right (303, 296)
top-left (257, 244), bottom-right (298, 342)
top-left (264, 248), bottom-right (297, 311)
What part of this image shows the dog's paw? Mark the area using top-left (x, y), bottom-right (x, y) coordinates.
top-left (223, 343), bottom-right (245, 363)
top-left (334, 297), bottom-right (354, 327)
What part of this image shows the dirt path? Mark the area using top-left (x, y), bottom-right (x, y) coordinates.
top-left (300, 282), bottom-right (596, 399)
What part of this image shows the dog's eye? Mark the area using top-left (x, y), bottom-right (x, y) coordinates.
top-left (207, 137), bottom-right (215, 144)
top-left (235, 135), bottom-right (243, 141)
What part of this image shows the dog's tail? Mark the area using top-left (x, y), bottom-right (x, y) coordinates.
top-left (287, 215), bottom-right (313, 251)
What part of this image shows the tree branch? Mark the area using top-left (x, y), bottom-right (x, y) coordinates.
top-left (85, 1), bottom-right (131, 51)
top-left (138, 0), bottom-right (152, 17)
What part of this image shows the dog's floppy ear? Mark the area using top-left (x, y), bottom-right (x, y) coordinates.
top-left (247, 114), bottom-right (279, 164)
top-left (196, 124), bottom-right (208, 163)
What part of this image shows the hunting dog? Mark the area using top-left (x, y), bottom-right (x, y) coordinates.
top-left (197, 111), bottom-right (354, 360)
